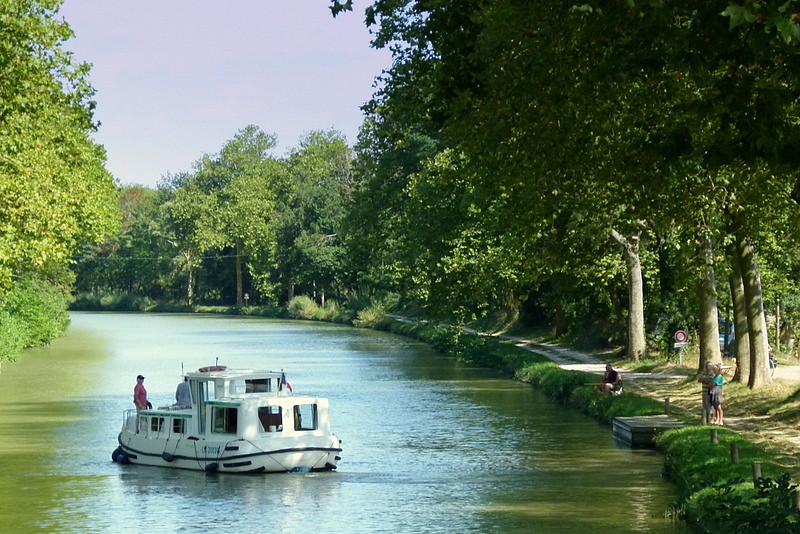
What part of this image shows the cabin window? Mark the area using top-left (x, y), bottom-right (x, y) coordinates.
top-left (293, 404), bottom-right (318, 431)
top-left (231, 380), bottom-right (247, 395)
top-left (258, 406), bottom-right (283, 432)
top-left (212, 406), bottom-right (238, 434)
top-left (246, 378), bottom-right (271, 393)
top-left (172, 418), bottom-right (185, 435)
top-left (150, 416), bottom-right (165, 434)
top-left (198, 381), bottom-right (217, 402)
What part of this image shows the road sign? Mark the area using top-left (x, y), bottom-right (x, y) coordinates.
top-left (674, 330), bottom-right (687, 343)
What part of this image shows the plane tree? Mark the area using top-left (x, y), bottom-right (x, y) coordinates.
top-left (275, 130), bottom-right (353, 305)
top-left (0, 0), bottom-right (118, 290)
top-left (190, 125), bottom-right (283, 305)
top-left (0, 0), bottom-right (118, 362)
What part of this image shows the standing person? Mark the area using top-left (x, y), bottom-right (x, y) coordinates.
top-left (709, 364), bottom-right (725, 425)
top-left (175, 377), bottom-right (191, 406)
top-left (698, 361), bottom-right (716, 424)
top-left (600, 364), bottom-right (623, 396)
top-left (134, 374), bottom-right (149, 431)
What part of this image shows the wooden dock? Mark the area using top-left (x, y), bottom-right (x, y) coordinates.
top-left (613, 415), bottom-right (685, 448)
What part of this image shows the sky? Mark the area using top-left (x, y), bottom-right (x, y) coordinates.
top-left (58, 1), bottom-right (391, 188)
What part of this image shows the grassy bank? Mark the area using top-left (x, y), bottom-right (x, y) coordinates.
top-left (384, 319), bottom-right (800, 533)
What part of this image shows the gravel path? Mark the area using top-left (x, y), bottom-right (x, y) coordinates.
top-left (389, 316), bottom-right (800, 462)
top-left (503, 333), bottom-right (800, 463)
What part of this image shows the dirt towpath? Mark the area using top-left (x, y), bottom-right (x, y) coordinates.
top-left (390, 316), bottom-right (800, 462)
top-left (492, 332), bottom-right (800, 463)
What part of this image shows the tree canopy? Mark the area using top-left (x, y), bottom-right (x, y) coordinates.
top-left (57, 0), bottom-right (800, 390)
top-left (0, 0), bottom-right (119, 360)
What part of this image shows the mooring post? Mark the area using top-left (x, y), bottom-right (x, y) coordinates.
top-left (752, 462), bottom-right (762, 487)
top-left (730, 443), bottom-right (739, 464)
top-left (664, 397), bottom-right (670, 414)
top-left (710, 428), bottom-right (718, 445)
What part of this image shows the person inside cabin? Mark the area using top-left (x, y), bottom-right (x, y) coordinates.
top-left (600, 364), bottom-right (623, 396)
top-left (133, 374), bottom-right (150, 432)
top-left (175, 377), bottom-right (191, 406)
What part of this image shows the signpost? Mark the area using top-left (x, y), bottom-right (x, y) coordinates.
top-left (674, 330), bottom-right (688, 364)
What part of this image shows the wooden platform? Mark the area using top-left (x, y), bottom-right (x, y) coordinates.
top-left (612, 415), bottom-right (685, 448)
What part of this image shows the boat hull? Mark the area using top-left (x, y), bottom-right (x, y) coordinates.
top-left (116, 431), bottom-right (342, 473)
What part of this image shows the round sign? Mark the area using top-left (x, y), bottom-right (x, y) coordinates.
top-left (674, 330), bottom-right (687, 343)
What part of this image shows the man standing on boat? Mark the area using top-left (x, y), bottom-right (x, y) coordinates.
top-left (134, 374), bottom-right (149, 431)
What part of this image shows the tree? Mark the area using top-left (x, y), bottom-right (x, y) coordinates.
top-left (0, 0), bottom-right (118, 363)
top-left (0, 0), bottom-right (118, 291)
top-left (157, 174), bottom-right (220, 305)
top-left (276, 130), bottom-right (353, 305)
top-left (73, 186), bottom-right (167, 299)
top-left (191, 125), bottom-right (282, 305)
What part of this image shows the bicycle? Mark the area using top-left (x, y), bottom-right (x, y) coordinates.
top-left (769, 353), bottom-right (778, 376)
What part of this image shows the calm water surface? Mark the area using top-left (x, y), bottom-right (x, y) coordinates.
top-left (0, 313), bottom-right (688, 533)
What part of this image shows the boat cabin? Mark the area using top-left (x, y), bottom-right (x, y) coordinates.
top-left (131, 368), bottom-right (329, 442)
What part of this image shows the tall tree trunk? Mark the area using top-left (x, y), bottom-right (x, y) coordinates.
top-left (735, 231), bottom-right (771, 388)
top-left (698, 235), bottom-right (721, 371)
top-left (730, 260), bottom-right (750, 383)
top-left (610, 227), bottom-right (646, 360)
top-left (235, 240), bottom-right (243, 306)
top-left (184, 250), bottom-right (194, 306)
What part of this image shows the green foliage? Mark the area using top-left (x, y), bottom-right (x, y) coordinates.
top-left (0, 0), bottom-right (119, 290)
top-left (515, 362), bottom-right (667, 422)
top-left (275, 130), bottom-right (353, 304)
top-left (0, 276), bottom-right (70, 360)
top-left (659, 427), bottom-right (782, 497)
top-left (352, 302), bottom-right (388, 329)
top-left (287, 295), bottom-right (319, 320)
top-left (0, 310), bottom-right (26, 362)
top-left (659, 426), bottom-right (800, 531)
top-left (688, 474), bottom-right (800, 533)
top-left (71, 291), bottom-right (154, 312)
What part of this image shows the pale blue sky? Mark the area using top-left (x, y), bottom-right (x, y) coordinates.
top-left (59, 1), bottom-right (390, 187)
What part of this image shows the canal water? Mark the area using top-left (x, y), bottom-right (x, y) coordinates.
top-left (0, 313), bottom-right (687, 533)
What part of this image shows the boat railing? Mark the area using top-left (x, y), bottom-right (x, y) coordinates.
top-left (122, 409), bottom-right (137, 432)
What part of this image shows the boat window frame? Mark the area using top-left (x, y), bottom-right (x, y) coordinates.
top-left (172, 417), bottom-right (185, 435)
top-left (210, 403), bottom-right (239, 435)
top-left (150, 416), bottom-right (166, 435)
top-left (258, 405), bottom-right (283, 433)
top-left (293, 403), bottom-right (318, 432)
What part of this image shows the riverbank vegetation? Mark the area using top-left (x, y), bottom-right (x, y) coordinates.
top-left (0, 1), bottom-right (118, 362)
top-left (385, 319), bottom-right (800, 532)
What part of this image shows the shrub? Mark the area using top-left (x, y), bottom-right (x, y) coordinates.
top-left (287, 295), bottom-right (319, 320)
top-left (352, 302), bottom-right (388, 328)
top-left (71, 291), bottom-right (154, 312)
top-left (0, 310), bottom-right (27, 362)
top-left (3, 276), bottom-right (70, 347)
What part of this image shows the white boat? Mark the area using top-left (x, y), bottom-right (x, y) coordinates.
top-left (112, 366), bottom-right (342, 473)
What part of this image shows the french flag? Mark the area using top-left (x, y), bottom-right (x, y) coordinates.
top-left (281, 372), bottom-right (293, 393)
